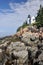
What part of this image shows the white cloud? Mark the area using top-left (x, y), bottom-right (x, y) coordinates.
top-left (9, 0), bottom-right (43, 16)
top-left (0, 0), bottom-right (43, 36)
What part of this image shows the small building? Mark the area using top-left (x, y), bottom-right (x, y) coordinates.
top-left (31, 16), bottom-right (35, 24)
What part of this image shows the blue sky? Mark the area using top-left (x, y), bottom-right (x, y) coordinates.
top-left (0, 0), bottom-right (27, 9)
top-left (0, 0), bottom-right (43, 37)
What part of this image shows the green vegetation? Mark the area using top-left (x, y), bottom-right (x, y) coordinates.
top-left (17, 21), bottom-right (29, 32)
top-left (0, 40), bottom-right (2, 44)
top-left (11, 36), bottom-right (20, 42)
top-left (11, 38), bottom-right (20, 42)
top-left (35, 5), bottom-right (43, 28)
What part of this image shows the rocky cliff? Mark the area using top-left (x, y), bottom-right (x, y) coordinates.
top-left (0, 26), bottom-right (43, 65)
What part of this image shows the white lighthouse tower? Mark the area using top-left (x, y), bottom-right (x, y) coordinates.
top-left (27, 15), bottom-right (31, 24)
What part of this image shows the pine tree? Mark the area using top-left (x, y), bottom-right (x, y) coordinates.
top-left (36, 5), bottom-right (43, 28)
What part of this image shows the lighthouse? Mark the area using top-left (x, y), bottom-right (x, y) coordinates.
top-left (27, 15), bottom-right (31, 24)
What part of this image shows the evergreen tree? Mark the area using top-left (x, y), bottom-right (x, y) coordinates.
top-left (36, 5), bottom-right (43, 28)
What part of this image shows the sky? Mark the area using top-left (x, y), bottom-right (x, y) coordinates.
top-left (0, 0), bottom-right (43, 37)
